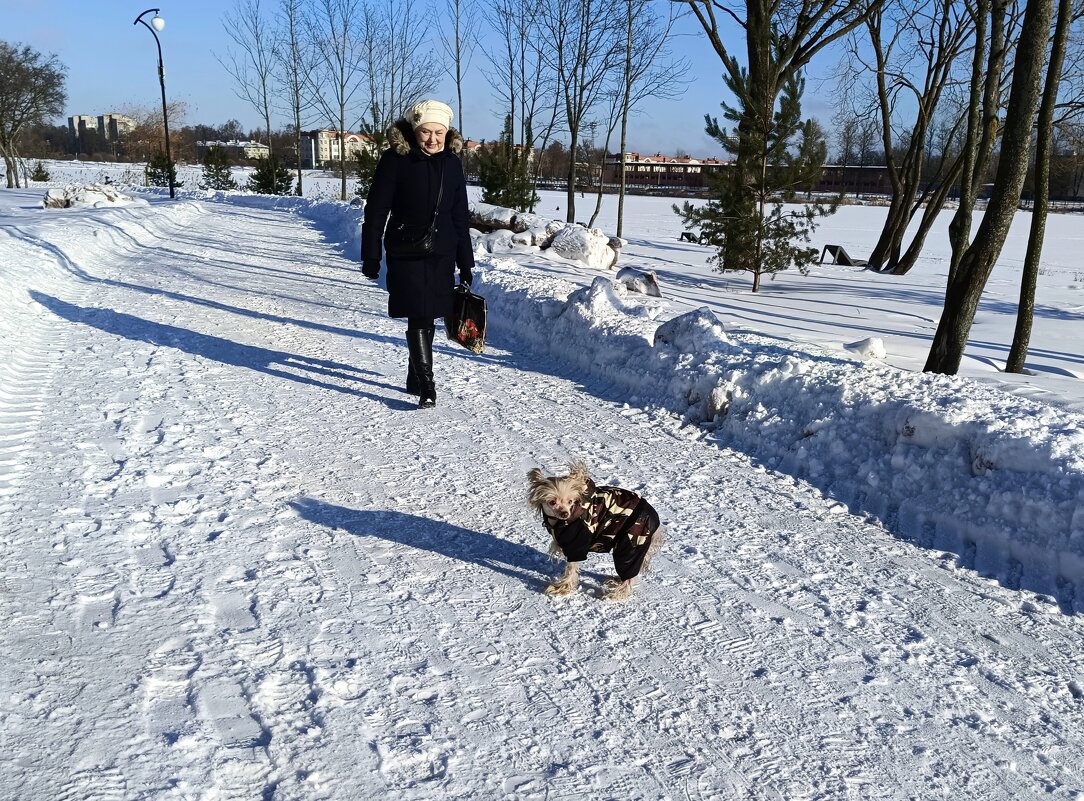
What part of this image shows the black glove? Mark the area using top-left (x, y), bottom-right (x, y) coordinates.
top-left (458, 267), bottom-right (472, 288)
top-left (362, 259), bottom-right (381, 279)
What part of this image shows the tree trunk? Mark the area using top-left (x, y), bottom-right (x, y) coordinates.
top-left (925, 0), bottom-right (1054, 375)
top-left (947, 0), bottom-right (1005, 285)
top-left (1007, 0), bottom-right (1071, 372)
top-left (616, 0), bottom-right (633, 239)
top-left (566, 126), bottom-right (578, 223)
top-left (890, 154), bottom-right (965, 275)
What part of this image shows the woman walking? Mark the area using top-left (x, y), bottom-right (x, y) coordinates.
top-left (361, 99), bottom-right (474, 409)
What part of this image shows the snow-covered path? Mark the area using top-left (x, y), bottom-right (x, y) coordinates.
top-left (2, 195), bottom-right (1083, 800)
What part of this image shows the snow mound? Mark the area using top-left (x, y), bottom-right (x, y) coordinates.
top-left (471, 201), bottom-right (517, 229)
top-left (43, 183), bottom-right (146, 209)
top-left (616, 266), bottom-right (662, 297)
top-left (473, 228), bottom-right (517, 253)
top-left (654, 307), bottom-right (729, 351)
top-left (549, 225), bottom-right (617, 269)
top-left (845, 336), bottom-right (887, 359)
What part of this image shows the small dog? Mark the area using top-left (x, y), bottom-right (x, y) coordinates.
top-left (527, 461), bottom-right (664, 600)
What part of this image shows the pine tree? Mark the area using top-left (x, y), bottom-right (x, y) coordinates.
top-left (477, 115), bottom-right (538, 212)
top-left (145, 151), bottom-right (181, 189)
top-left (246, 154), bottom-right (293, 195)
top-left (200, 146), bottom-right (236, 190)
top-left (675, 72), bottom-right (836, 292)
top-left (30, 160), bottom-right (49, 182)
top-left (354, 132), bottom-right (384, 199)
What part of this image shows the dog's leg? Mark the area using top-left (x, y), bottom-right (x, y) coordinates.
top-left (602, 577), bottom-right (634, 601)
top-left (544, 562), bottom-right (580, 596)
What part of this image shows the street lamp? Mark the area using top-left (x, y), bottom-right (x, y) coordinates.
top-left (133, 8), bottom-right (174, 199)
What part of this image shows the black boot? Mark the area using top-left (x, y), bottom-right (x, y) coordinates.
top-left (406, 327), bottom-right (436, 409)
top-left (406, 359), bottom-right (420, 395)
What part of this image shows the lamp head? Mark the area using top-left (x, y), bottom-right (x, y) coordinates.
top-left (151, 15), bottom-right (165, 31)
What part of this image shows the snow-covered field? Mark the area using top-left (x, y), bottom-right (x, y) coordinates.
top-left (1, 163), bottom-right (1083, 800)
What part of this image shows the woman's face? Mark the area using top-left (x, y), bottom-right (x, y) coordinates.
top-left (415, 124), bottom-right (448, 155)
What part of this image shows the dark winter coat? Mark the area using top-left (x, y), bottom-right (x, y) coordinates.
top-left (542, 480), bottom-right (661, 581)
top-left (361, 119), bottom-right (475, 320)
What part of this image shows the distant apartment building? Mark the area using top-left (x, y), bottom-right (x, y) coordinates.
top-left (67, 115), bottom-right (98, 140)
top-left (300, 130), bottom-right (375, 168)
top-left (98, 113), bottom-right (136, 140)
top-left (195, 140), bottom-right (272, 160)
top-left (67, 113), bottom-right (135, 141)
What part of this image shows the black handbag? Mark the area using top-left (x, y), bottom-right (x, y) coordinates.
top-left (445, 285), bottom-right (487, 354)
top-left (384, 165), bottom-right (445, 260)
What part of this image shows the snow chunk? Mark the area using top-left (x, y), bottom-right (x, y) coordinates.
top-left (616, 266), bottom-right (662, 297)
top-left (43, 183), bottom-right (146, 209)
top-left (565, 276), bottom-right (657, 325)
top-left (654, 307), bottom-right (729, 351)
top-left (549, 225), bottom-right (617, 269)
top-left (474, 229), bottom-right (516, 253)
top-left (845, 336), bottom-right (887, 359)
top-left (470, 201), bottom-right (516, 228)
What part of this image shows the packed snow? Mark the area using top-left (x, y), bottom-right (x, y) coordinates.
top-left (1, 162), bottom-right (1083, 800)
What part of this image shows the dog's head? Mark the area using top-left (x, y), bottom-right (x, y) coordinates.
top-left (527, 460), bottom-right (590, 522)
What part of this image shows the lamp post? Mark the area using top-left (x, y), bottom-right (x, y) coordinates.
top-left (133, 8), bottom-right (174, 198)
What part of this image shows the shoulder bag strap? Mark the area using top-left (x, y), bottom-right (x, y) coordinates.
top-left (429, 162), bottom-right (445, 228)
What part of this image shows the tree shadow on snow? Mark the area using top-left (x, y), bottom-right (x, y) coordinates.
top-left (32, 291), bottom-right (415, 410)
top-left (289, 498), bottom-right (552, 590)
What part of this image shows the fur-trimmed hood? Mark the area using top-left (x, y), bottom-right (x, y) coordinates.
top-left (386, 118), bottom-right (464, 156)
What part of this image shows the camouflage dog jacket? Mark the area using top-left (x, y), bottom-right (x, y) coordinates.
top-left (543, 480), bottom-right (660, 580)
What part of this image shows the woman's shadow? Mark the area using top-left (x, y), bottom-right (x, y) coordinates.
top-left (290, 498), bottom-right (552, 590)
top-left (31, 291), bottom-right (414, 410)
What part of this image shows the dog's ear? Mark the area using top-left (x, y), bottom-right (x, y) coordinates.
top-left (567, 460), bottom-right (590, 498)
top-left (567, 460), bottom-right (589, 484)
top-left (526, 468), bottom-right (549, 512)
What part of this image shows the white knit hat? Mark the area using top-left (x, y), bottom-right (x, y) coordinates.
top-left (409, 99), bottom-right (453, 130)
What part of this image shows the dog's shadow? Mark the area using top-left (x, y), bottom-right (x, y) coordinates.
top-left (290, 498), bottom-right (555, 590)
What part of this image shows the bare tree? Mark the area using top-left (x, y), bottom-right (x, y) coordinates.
top-left (440, 0), bottom-right (479, 138)
top-left (925, 0), bottom-right (1056, 374)
top-left (276, 0), bottom-right (316, 194)
top-left (484, 0), bottom-right (561, 209)
top-left (541, 0), bottom-right (624, 223)
top-left (1006, 0), bottom-right (1078, 372)
top-left (944, 0), bottom-right (1017, 285)
top-left (116, 101), bottom-right (189, 164)
top-left (0, 41), bottom-right (66, 188)
top-left (842, 0), bottom-right (974, 274)
top-left (357, 0), bottom-right (435, 140)
top-left (615, 0), bottom-right (690, 237)
top-left (219, 0), bottom-right (280, 153)
top-left (308, 0), bottom-right (366, 200)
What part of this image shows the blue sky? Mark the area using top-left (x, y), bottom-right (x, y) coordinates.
top-left (1, 0), bottom-right (839, 157)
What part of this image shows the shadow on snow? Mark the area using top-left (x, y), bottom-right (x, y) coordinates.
top-left (289, 498), bottom-right (551, 590)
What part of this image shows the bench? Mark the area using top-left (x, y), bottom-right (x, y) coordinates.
top-left (819, 244), bottom-right (868, 267)
top-left (679, 231), bottom-right (700, 243)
